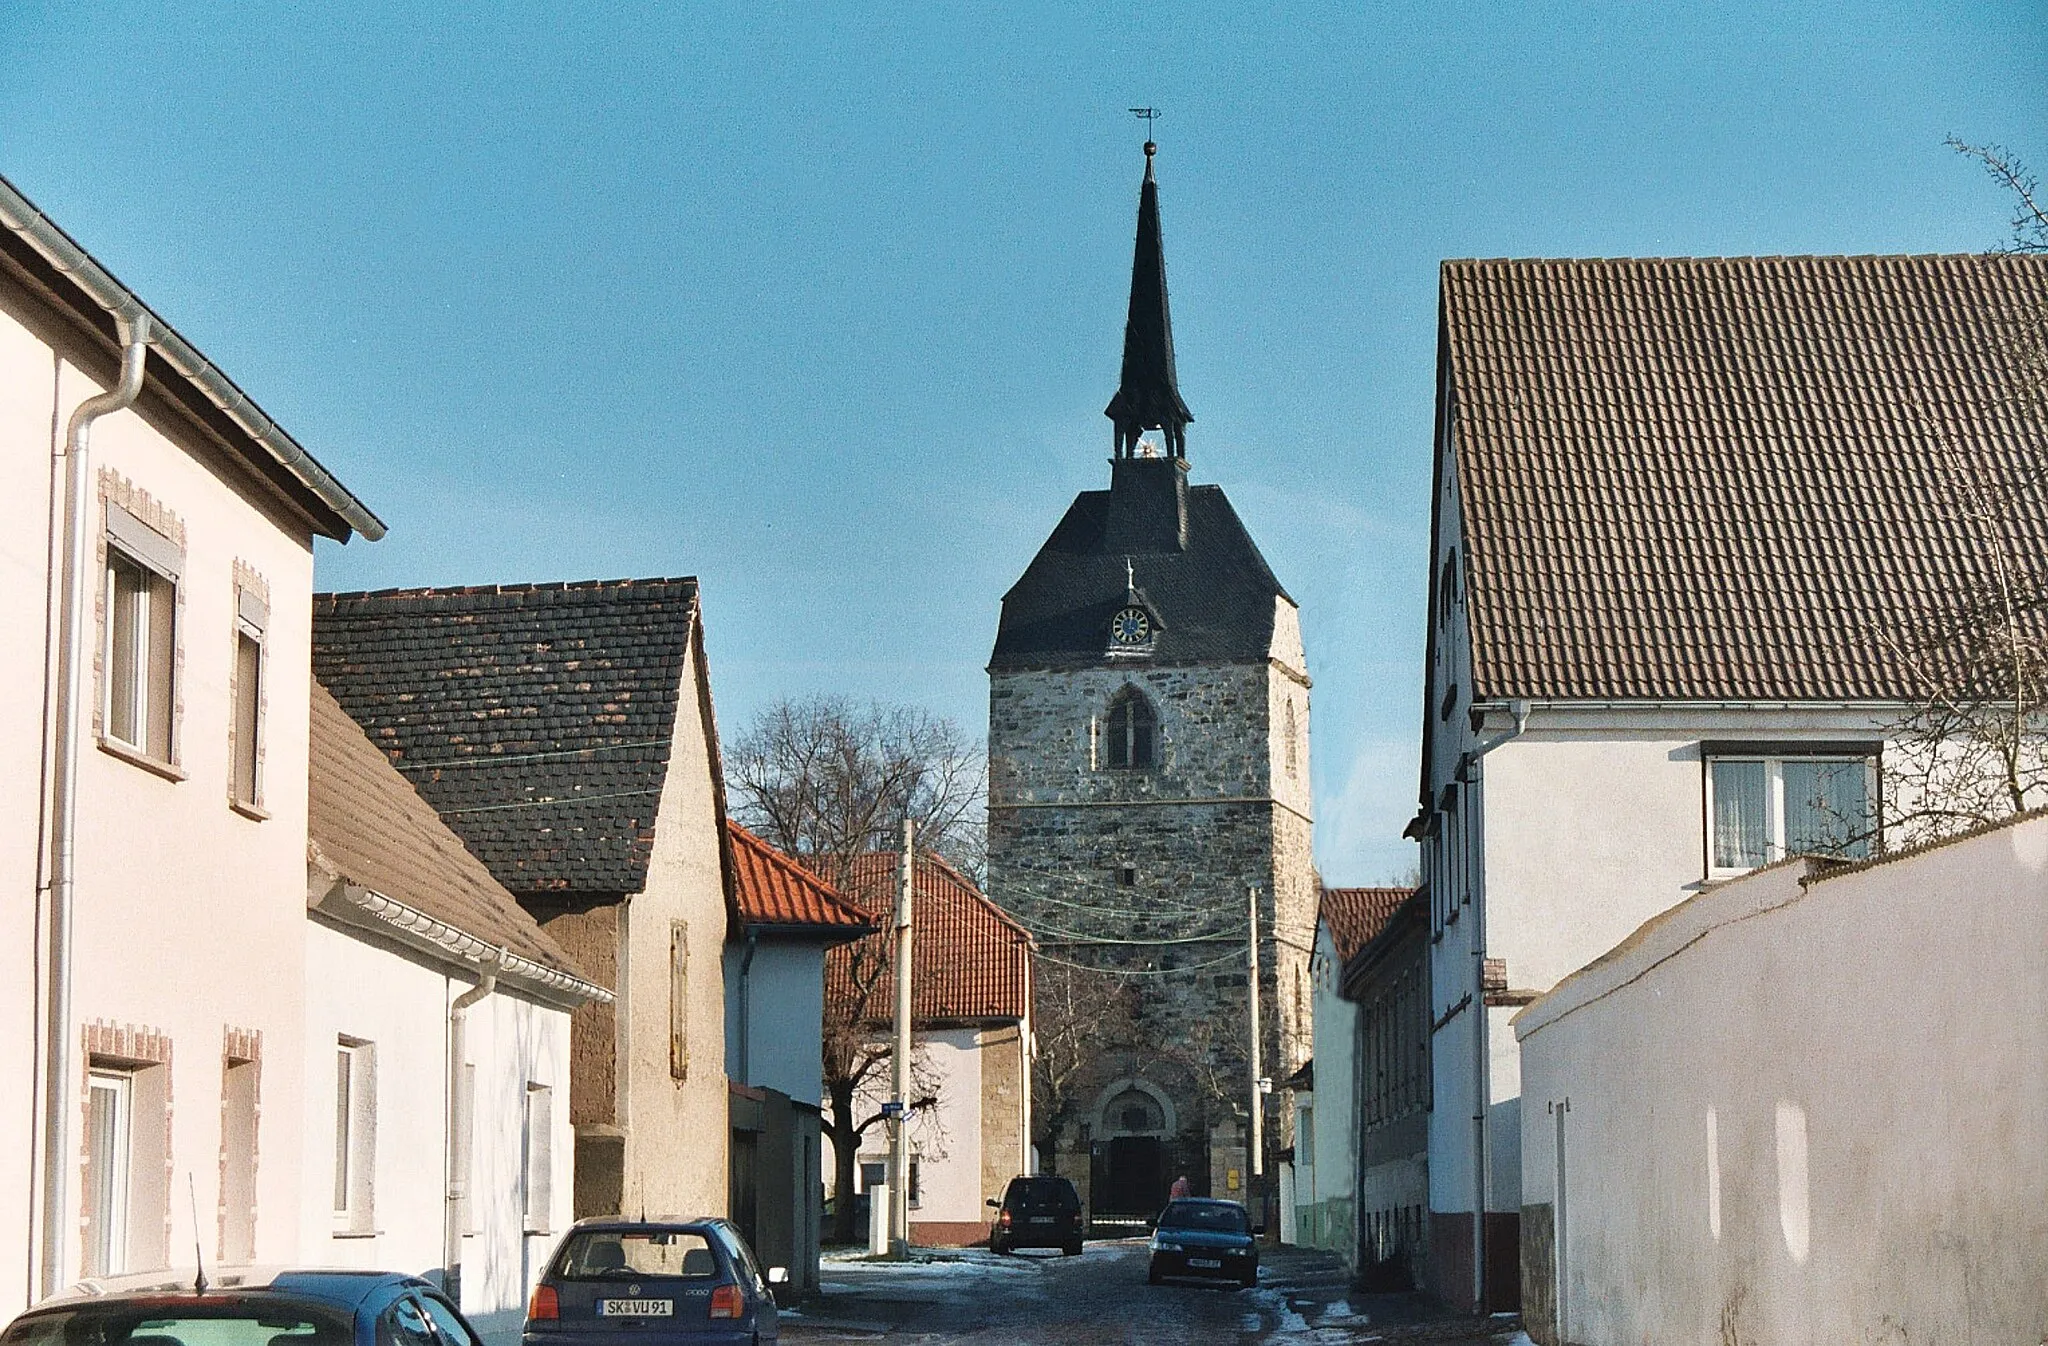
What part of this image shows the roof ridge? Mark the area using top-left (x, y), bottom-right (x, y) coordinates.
top-left (318, 575), bottom-right (700, 602)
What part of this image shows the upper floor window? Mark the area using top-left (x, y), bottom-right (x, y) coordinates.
top-left (1105, 688), bottom-right (1156, 770)
top-left (1707, 749), bottom-right (1875, 875)
top-left (104, 547), bottom-right (176, 761)
top-left (230, 577), bottom-right (269, 813)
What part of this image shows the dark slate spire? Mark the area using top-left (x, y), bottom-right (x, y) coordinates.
top-left (1104, 141), bottom-right (1193, 459)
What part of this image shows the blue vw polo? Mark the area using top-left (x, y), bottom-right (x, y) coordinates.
top-left (522, 1220), bottom-right (780, 1346)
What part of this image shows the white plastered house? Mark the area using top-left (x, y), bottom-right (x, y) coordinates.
top-left (0, 172), bottom-right (382, 1316)
top-left (1409, 253), bottom-right (2048, 1313)
top-left (305, 679), bottom-right (609, 1342)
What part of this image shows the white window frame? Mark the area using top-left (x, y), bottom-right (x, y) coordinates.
top-left (84, 1070), bottom-right (134, 1277)
top-left (522, 1082), bottom-right (553, 1235)
top-left (230, 611), bottom-right (265, 811)
top-left (1704, 752), bottom-right (1877, 878)
top-left (334, 1038), bottom-right (376, 1233)
top-left (103, 544), bottom-right (178, 762)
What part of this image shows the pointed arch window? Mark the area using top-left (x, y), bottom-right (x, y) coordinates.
top-left (1105, 688), bottom-right (1157, 770)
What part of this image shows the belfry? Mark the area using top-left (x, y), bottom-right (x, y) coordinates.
top-left (986, 141), bottom-right (1317, 1223)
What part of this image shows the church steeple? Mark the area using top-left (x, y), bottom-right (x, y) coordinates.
top-left (1105, 141), bottom-right (1193, 460)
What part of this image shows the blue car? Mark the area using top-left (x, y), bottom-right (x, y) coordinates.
top-left (2, 1268), bottom-right (486, 1346)
top-left (1146, 1198), bottom-right (1259, 1288)
top-left (523, 1219), bottom-right (780, 1346)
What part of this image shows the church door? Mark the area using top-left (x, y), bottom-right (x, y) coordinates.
top-left (1101, 1135), bottom-right (1168, 1216)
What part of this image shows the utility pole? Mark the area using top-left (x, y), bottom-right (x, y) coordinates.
top-left (1248, 884), bottom-right (1264, 1181)
top-left (889, 819), bottom-right (915, 1256)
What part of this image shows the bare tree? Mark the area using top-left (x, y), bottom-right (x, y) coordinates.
top-left (1873, 142), bottom-right (2048, 847)
top-left (1029, 960), bottom-right (1141, 1168)
top-left (726, 695), bottom-right (986, 1243)
top-left (727, 695), bottom-right (986, 886)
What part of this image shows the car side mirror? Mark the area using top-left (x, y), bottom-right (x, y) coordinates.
top-left (767, 1267), bottom-right (789, 1286)
top-left (986, 1197), bottom-right (1001, 1208)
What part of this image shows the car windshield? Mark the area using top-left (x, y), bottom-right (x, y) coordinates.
top-left (3, 1307), bottom-right (348, 1346)
top-left (1158, 1202), bottom-right (1248, 1233)
top-left (554, 1231), bottom-right (719, 1280)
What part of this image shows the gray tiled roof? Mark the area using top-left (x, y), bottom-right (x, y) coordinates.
top-left (308, 678), bottom-right (592, 982)
top-left (1441, 254), bottom-right (2048, 701)
top-left (312, 578), bottom-right (701, 894)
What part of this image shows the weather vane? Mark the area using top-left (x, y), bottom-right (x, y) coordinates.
top-left (1128, 107), bottom-right (1160, 141)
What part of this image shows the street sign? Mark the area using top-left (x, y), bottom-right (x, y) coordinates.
top-left (881, 1100), bottom-right (904, 1119)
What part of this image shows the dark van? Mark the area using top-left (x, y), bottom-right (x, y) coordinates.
top-left (987, 1174), bottom-right (1085, 1255)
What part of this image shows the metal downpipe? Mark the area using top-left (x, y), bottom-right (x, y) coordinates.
top-left (39, 315), bottom-right (150, 1299)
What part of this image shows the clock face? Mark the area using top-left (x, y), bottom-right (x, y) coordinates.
top-left (1110, 607), bottom-right (1152, 645)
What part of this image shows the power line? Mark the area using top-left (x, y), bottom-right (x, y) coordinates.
top-left (395, 738), bottom-right (674, 771)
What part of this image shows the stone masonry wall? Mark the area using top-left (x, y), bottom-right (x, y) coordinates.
top-left (988, 652), bottom-right (1314, 1201)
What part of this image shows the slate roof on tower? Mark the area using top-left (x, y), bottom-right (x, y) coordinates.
top-left (991, 475), bottom-right (1291, 669)
top-left (311, 578), bottom-right (711, 894)
top-left (1438, 253), bottom-right (2048, 703)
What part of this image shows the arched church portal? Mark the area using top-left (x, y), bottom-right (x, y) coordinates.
top-left (1090, 1079), bottom-right (1176, 1218)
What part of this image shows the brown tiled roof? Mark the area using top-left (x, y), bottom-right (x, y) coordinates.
top-left (1319, 887), bottom-right (1413, 964)
top-left (728, 823), bottom-right (876, 935)
top-left (1441, 254), bottom-right (2048, 701)
top-left (311, 579), bottom-right (704, 893)
top-left (308, 678), bottom-right (593, 985)
top-left (828, 853), bottom-right (1034, 1024)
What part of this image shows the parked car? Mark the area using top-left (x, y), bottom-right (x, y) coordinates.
top-left (1146, 1198), bottom-right (1258, 1288)
top-left (986, 1174), bottom-right (1085, 1255)
top-left (523, 1218), bottom-right (784, 1346)
top-left (2, 1268), bottom-right (485, 1346)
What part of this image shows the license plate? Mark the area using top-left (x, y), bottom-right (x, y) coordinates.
top-left (600, 1300), bottom-right (672, 1317)
top-left (1029, 1216), bottom-right (1055, 1224)
top-left (1188, 1258), bottom-right (1221, 1269)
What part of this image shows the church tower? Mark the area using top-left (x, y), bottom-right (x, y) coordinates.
top-left (986, 142), bottom-right (1315, 1223)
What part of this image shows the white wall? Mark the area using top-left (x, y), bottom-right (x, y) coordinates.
top-left (303, 922), bottom-right (574, 1344)
top-left (1295, 919), bottom-right (1357, 1258)
top-left (722, 939), bottom-right (825, 1107)
top-left (852, 1026), bottom-right (988, 1230)
top-left (1518, 814), bottom-right (2048, 1346)
top-left (0, 290), bottom-right (329, 1314)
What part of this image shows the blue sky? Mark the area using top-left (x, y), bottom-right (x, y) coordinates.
top-left (5, 2), bottom-right (2043, 882)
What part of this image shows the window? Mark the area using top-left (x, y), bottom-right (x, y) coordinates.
top-left (83, 1071), bottom-right (133, 1277)
top-left (1285, 700), bottom-right (1300, 776)
top-left (334, 1039), bottom-right (376, 1231)
top-left (1117, 865), bottom-right (1136, 887)
top-left (231, 595), bottom-right (265, 810)
top-left (104, 548), bottom-right (176, 761)
top-left (1105, 688), bottom-right (1156, 770)
top-left (523, 1083), bottom-right (553, 1234)
top-left (220, 1056), bottom-right (259, 1262)
top-left (669, 921), bottom-right (689, 1081)
top-left (419, 1295), bottom-right (483, 1346)
top-left (1707, 750), bottom-right (1875, 874)
top-left (377, 1298), bottom-right (438, 1346)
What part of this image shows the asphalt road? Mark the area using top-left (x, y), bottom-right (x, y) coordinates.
top-left (781, 1242), bottom-right (1527, 1344)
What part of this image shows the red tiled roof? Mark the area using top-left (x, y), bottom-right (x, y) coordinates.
top-left (1320, 887), bottom-right (1414, 964)
top-left (1440, 254), bottom-right (2048, 701)
top-left (728, 823), bottom-right (875, 935)
top-left (827, 852), bottom-right (1034, 1024)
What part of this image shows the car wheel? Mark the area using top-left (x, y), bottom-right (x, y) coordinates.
top-left (1238, 1272), bottom-right (1257, 1289)
top-left (1147, 1260), bottom-right (1164, 1285)
top-left (1062, 1241), bottom-right (1082, 1257)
